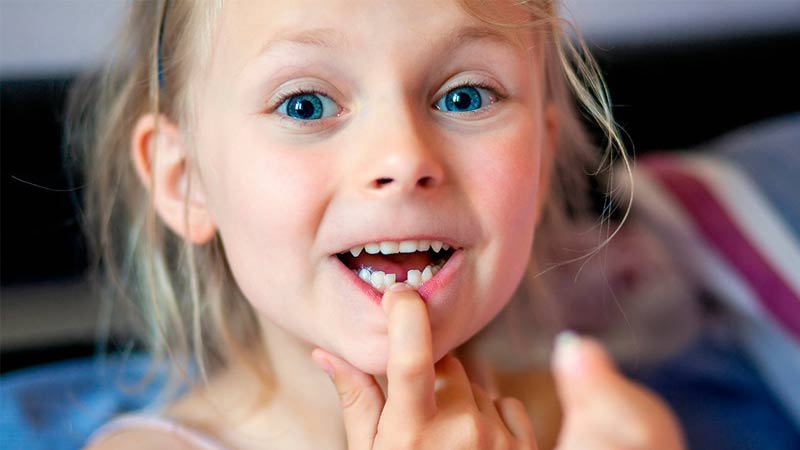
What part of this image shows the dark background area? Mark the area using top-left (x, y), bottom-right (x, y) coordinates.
top-left (2, 30), bottom-right (799, 373)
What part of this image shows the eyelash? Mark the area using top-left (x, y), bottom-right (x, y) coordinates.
top-left (435, 79), bottom-right (504, 115)
top-left (270, 87), bottom-right (323, 109)
top-left (267, 79), bottom-right (505, 127)
top-left (267, 86), bottom-right (342, 129)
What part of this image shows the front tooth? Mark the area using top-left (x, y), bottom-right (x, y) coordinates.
top-left (364, 243), bottom-right (380, 254)
top-left (350, 246), bottom-right (363, 257)
top-left (421, 266), bottom-right (433, 282)
top-left (384, 273), bottom-right (396, 286)
top-left (380, 241), bottom-right (399, 255)
top-left (399, 240), bottom-right (418, 253)
top-left (406, 269), bottom-right (421, 288)
top-left (417, 240), bottom-right (431, 252)
top-left (430, 241), bottom-right (443, 253)
top-left (359, 268), bottom-right (372, 282)
top-left (370, 271), bottom-right (386, 290)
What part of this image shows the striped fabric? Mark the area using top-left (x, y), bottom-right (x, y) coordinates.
top-left (629, 113), bottom-right (800, 428)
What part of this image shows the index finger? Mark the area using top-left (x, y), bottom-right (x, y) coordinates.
top-left (382, 283), bottom-right (437, 425)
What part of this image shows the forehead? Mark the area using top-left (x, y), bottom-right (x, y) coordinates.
top-left (210, 0), bottom-right (536, 76)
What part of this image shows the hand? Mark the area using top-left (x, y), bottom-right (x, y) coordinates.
top-left (311, 283), bottom-right (538, 450)
top-left (552, 333), bottom-right (685, 450)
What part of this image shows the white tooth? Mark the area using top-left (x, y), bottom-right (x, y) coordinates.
top-left (406, 269), bottom-right (421, 287)
top-left (430, 241), bottom-right (443, 253)
top-left (384, 273), bottom-right (396, 286)
top-left (417, 240), bottom-right (431, 252)
top-left (350, 246), bottom-right (363, 257)
top-left (359, 268), bottom-right (372, 282)
top-left (442, 243), bottom-right (450, 251)
top-left (370, 271), bottom-right (386, 290)
top-left (399, 240), bottom-right (418, 253)
top-left (364, 243), bottom-right (380, 254)
top-left (421, 266), bottom-right (433, 282)
top-left (380, 241), bottom-right (399, 255)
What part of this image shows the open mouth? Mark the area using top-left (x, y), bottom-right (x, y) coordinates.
top-left (335, 240), bottom-right (457, 293)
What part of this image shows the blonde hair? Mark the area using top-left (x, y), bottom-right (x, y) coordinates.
top-left (65, 0), bottom-right (630, 388)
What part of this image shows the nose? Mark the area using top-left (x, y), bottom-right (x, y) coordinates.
top-left (356, 104), bottom-right (445, 198)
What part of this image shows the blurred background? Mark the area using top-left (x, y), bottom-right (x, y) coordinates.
top-left (2, 0), bottom-right (799, 371)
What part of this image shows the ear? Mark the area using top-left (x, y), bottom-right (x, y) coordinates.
top-left (131, 113), bottom-right (217, 244)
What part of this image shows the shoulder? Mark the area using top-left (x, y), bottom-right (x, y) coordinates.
top-left (86, 365), bottom-right (275, 450)
top-left (84, 413), bottom-right (230, 450)
top-left (84, 427), bottom-right (199, 450)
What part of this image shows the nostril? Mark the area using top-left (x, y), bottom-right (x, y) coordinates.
top-left (417, 176), bottom-right (434, 188)
top-left (372, 175), bottom-right (436, 189)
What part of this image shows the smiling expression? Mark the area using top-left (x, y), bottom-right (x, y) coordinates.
top-left (190, 0), bottom-right (554, 374)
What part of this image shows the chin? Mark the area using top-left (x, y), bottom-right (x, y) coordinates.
top-left (341, 347), bottom-right (390, 376)
top-left (334, 338), bottom-right (455, 376)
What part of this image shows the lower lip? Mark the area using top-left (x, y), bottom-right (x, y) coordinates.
top-left (332, 249), bottom-right (465, 305)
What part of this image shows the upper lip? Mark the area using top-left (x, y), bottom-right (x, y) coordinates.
top-left (332, 235), bottom-right (463, 255)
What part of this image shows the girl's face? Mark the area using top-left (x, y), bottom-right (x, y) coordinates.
top-left (193, 0), bottom-right (553, 374)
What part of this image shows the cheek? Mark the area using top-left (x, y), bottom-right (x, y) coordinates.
top-left (203, 138), bottom-right (332, 311)
top-left (450, 121), bottom-right (543, 332)
top-left (225, 153), bottom-right (328, 232)
top-left (468, 123), bottom-right (542, 241)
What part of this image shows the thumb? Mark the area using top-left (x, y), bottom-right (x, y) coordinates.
top-left (551, 333), bottom-right (687, 450)
top-left (311, 348), bottom-right (385, 449)
top-left (551, 332), bottom-right (623, 410)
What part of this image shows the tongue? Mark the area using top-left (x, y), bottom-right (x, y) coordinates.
top-left (340, 252), bottom-right (433, 282)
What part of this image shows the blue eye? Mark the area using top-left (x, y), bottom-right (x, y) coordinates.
top-left (277, 93), bottom-right (339, 120)
top-left (434, 86), bottom-right (492, 112)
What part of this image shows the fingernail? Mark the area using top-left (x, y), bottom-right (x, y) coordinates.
top-left (387, 282), bottom-right (413, 292)
top-left (312, 353), bottom-right (335, 379)
top-left (382, 283), bottom-right (412, 314)
top-left (554, 330), bottom-right (582, 374)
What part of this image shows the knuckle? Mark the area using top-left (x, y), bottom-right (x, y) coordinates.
top-left (337, 385), bottom-right (366, 410)
top-left (379, 427), bottom-right (423, 450)
top-left (489, 428), bottom-right (511, 449)
top-left (627, 425), bottom-right (657, 449)
top-left (453, 412), bottom-right (484, 446)
top-left (402, 434), bottom-right (425, 450)
top-left (389, 353), bottom-right (430, 379)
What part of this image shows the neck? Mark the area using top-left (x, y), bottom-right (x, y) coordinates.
top-left (258, 319), bottom-right (352, 449)
top-left (218, 321), bottom-right (495, 449)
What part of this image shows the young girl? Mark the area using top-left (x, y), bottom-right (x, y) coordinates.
top-left (74, 1), bottom-right (684, 449)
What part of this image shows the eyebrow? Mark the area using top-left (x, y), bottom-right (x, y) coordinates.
top-left (443, 25), bottom-right (524, 52)
top-left (255, 24), bottom-right (522, 58)
top-left (256, 27), bottom-right (348, 55)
